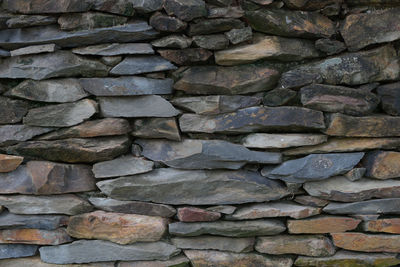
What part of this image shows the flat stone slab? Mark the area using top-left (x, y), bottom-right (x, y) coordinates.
top-left (0, 125), bottom-right (54, 147)
top-left (363, 150), bottom-right (400, 179)
top-left (0, 211), bottom-right (67, 230)
top-left (324, 198), bottom-right (400, 215)
top-left (3, 0), bottom-right (91, 14)
top-left (164, 0), bottom-right (207, 21)
top-left (0, 96), bottom-right (29, 124)
top-left (151, 35), bottom-right (192, 49)
top-left (287, 216), bottom-right (361, 234)
top-left (332, 233), bottom-right (400, 253)
top-left (0, 154), bottom-right (23, 173)
top-left (0, 244), bottom-right (38, 259)
top-left (10, 44), bottom-right (58, 57)
top-left (0, 257), bottom-right (114, 267)
top-left (363, 218), bottom-right (400, 234)
top-left (172, 236), bottom-right (254, 253)
top-left (132, 117), bottom-right (181, 141)
top-left (242, 133), bottom-right (327, 149)
top-left (177, 207), bottom-right (221, 222)
top-left (93, 156), bottom-right (154, 178)
top-left (72, 43), bottom-right (154, 56)
top-left (118, 255), bottom-right (189, 267)
top-left (110, 56), bottom-right (177, 75)
top-left (0, 228), bottom-right (72, 245)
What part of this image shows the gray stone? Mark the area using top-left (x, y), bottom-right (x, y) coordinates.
top-left (225, 26), bottom-right (252, 44)
top-left (0, 49), bottom-right (10, 57)
top-left (171, 236), bottom-right (254, 252)
top-left (132, 118), bottom-right (181, 141)
top-left (2, 0), bottom-right (91, 14)
top-left (92, 0), bottom-right (135, 16)
top-left (97, 168), bottom-right (289, 205)
top-left (58, 12), bottom-right (127, 31)
top-left (6, 78), bottom-right (88, 103)
top-left (39, 240), bottom-right (180, 264)
top-left (0, 194), bottom-right (93, 215)
top-left (6, 15), bottom-right (57, 28)
top-left (99, 96), bottom-right (179, 118)
top-left (169, 220), bottom-right (285, 237)
top-left (0, 97), bottom-right (29, 124)
top-left (242, 133), bottom-right (327, 149)
top-left (0, 244), bottom-right (38, 259)
top-left (263, 88), bottom-right (297, 106)
top-left (0, 211), bottom-right (67, 230)
top-left (345, 168), bottom-right (366, 181)
top-left (79, 77), bottom-right (172, 96)
top-left (23, 99), bottom-right (97, 127)
top-left (304, 177), bottom-right (400, 202)
top-left (315, 38), bottom-right (346, 55)
top-left (89, 197), bottom-right (176, 218)
top-left (263, 153), bottom-right (364, 183)
top-left (136, 139), bottom-right (281, 170)
top-left (164, 0), bottom-right (207, 21)
top-left (206, 206), bottom-right (236, 215)
top-left (0, 51), bottom-right (108, 80)
top-left (10, 44), bottom-right (58, 57)
top-left (93, 156), bottom-right (153, 178)
top-left (188, 18), bottom-right (244, 36)
top-left (110, 56), bottom-right (176, 75)
top-left (151, 35), bottom-right (192, 49)
top-left (118, 255), bottom-right (190, 267)
top-left (208, 6), bottom-right (244, 18)
top-left (101, 56), bottom-right (123, 66)
top-left (72, 43), bottom-right (154, 56)
top-left (158, 48), bottom-right (212, 65)
top-left (130, 0), bottom-right (164, 13)
top-left (324, 198), bottom-right (400, 214)
top-left (377, 82), bottom-right (400, 116)
top-left (0, 125), bottom-right (53, 147)
top-left (149, 12), bottom-right (187, 32)
top-left (193, 34), bottom-right (229, 50)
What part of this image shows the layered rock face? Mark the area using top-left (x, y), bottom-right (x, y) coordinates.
top-left (0, 0), bottom-right (400, 266)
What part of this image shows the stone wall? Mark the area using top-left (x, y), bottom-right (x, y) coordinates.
top-left (0, 0), bottom-right (400, 266)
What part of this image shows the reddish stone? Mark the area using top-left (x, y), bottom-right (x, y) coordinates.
top-left (363, 218), bottom-right (400, 234)
top-left (0, 154), bottom-right (23, 173)
top-left (177, 207), bottom-right (221, 222)
top-left (288, 216), bottom-right (361, 234)
top-left (0, 228), bottom-right (72, 245)
top-left (332, 232), bottom-right (400, 253)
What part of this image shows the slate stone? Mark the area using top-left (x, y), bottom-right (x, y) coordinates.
top-left (263, 88), bottom-right (297, 106)
top-left (97, 168), bottom-right (289, 205)
top-left (225, 26), bottom-right (252, 44)
top-left (164, 0), bottom-right (207, 21)
top-left (6, 136), bottom-right (130, 163)
top-left (92, 0), bottom-right (135, 16)
top-left (344, 167), bottom-right (366, 181)
top-left (89, 197), bottom-right (176, 218)
top-left (192, 34), bottom-right (229, 50)
top-left (245, 9), bottom-right (335, 38)
top-left (6, 15), bottom-right (57, 28)
top-left (215, 35), bottom-right (321, 65)
top-left (158, 48), bottom-right (212, 65)
top-left (132, 118), bottom-right (181, 141)
top-left (101, 56), bottom-right (123, 66)
top-left (72, 43), bottom-right (154, 56)
top-left (6, 78), bottom-right (88, 103)
top-left (0, 23), bottom-right (158, 50)
top-left (23, 99), bottom-right (97, 128)
top-left (206, 0), bottom-right (233, 6)
top-left (119, 256), bottom-right (190, 267)
top-left (149, 12), bottom-right (187, 32)
top-left (0, 97), bottom-right (29, 124)
top-left (0, 194), bottom-right (92, 215)
top-left (0, 51), bottom-right (109, 80)
top-left (363, 218), bottom-right (400, 234)
top-left (363, 151), bottom-right (400, 179)
top-left (208, 6), bottom-right (244, 19)
top-left (180, 106), bottom-right (325, 133)
top-left (177, 207), bottom-right (221, 222)
top-left (279, 45), bottom-right (400, 89)
top-left (151, 35), bottom-right (192, 49)
top-left (377, 82), bottom-right (400, 116)
top-left (39, 240), bottom-right (180, 264)
top-left (0, 244), bottom-right (38, 259)
top-left (294, 196), bottom-right (329, 208)
top-left (0, 125), bottom-right (53, 147)
top-left (0, 49), bottom-right (10, 57)
top-left (169, 220), bottom-right (285, 237)
top-left (110, 56), bottom-right (176, 75)
top-left (2, 0), bottom-right (92, 14)
top-left (206, 205), bottom-right (236, 215)
top-left (283, 0), bottom-right (343, 10)
top-left (0, 228), bottom-right (72, 245)
top-left (288, 215), bottom-right (361, 234)
top-left (130, 0), bottom-right (164, 13)
top-left (10, 44), bottom-right (58, 57)
top-left (184, 250), bottom-right (293, 267)
top-left (263, 153), bottom-right (364, 183)
top-left (332, 233), bottom-right (400, 253)
top-left (93, 156), bottom-right (153, 178)
top-left (0, 212), bottom-right (67, 230)
top-left (188, 18), bottom-right (245, 36)
top-left (315, 38), bottom-right (346, 55)
top-left (58, 12), bottom-right (128, 31)
top-left (324, 198), bottom-right (400, 215)
top-left (242, 133), bottom-right (327, 149)
top-left (172, 236), bottom-right (254, 252)
top-left (174, 64), bottom-right (280, 95)
top-left (0, 154), bottom-right (23, 173)
top-left (79, 77), bottom-right (173, 96)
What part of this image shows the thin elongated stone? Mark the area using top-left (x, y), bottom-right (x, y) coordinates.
top-left (242, 133), bottom-right (327, 149)
top-left (188, 18), bottom-right (244, 36)
top-left (0, 125), bottom-right (54, 147)
top-left (0, 228), bottom-right (72, 245)
top-left (172, 236), bottom-right (254, 253)
top-left (324, 199), bottom-right (400, 215)
top-left (92, 156), bottom-right (153, 178)
top-left (332, 233), bottom-right (400, 253)
top-left (288, 216), bottom-right (361, 233)
top-left (72, 43), bottom-right (154, 56)
top-left (2, 0), bottom-right (92, 14)
top-left (0, 256), bottom-right (114, 267)
top-left (110, 56), bottom-right (177, 75)
top-left (0, 154), bottom-right (23, 173)
top-left (58, 12), bottom-right (128, 31)
top-left (177, 207), bottom-right (221, 222)
top-left (10, 44), bottom-right (58, 57)
top-left (0, 212), bottom-right (67, 230)
top-left (6, 15), bottom-right (57, 28)
top-left (118, 255), bottom-right (190, 267)
top-left (0, 244), bottom-right (38, 259)
top-left (363, 218), bottom-right (400, 234)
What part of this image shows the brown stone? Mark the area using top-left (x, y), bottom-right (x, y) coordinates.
top-left (294, 195), bottom-right (330, 207)
top-left (132, 118), bottom-right (180, 141)
top-left (158, 48), bottom-right (212, 65)
top-left (332, 233), bottom-right (400, 253)
top-left (0, 154), bottom-right (23, 173)
top-left (363, 151), bottom-right (400, 179)
top-left (177, 207), bottom-right (221, 222)
top-left (67, 210), bottom-right (167, 245)
top-left (288, 216), bottom-right (361, 234)
top-left (0, 228), bottom-right (72, 245)
top-left (363, 218), bottom-right (400, 234)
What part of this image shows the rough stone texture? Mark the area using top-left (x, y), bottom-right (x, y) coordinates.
top-left (0, 256), bottom-right (115, 267)
top-left (363, 151), bottom-right (400, 179)
top-left (172, 236), bottom-right (253, 252)
top-left (315, 38), bottom-right (346, 55)
top-left (132, 118), bottom-right (181, 141)
top-left (377, 82), bottom-right (400, 116)
top-left (118, 256), bottom-right (189, 267)
top-left (92, 0), bottom-right (135, 16)
top-left (263, 88), bottom-right (297, 107)
top-left (151, 35), bottom-right (192, 49)
top-left (92, 156), bottom-right (153, 178)
top-left (0, 228), bottom-right (72, 245)
top-left (0, 212), bottom-right (67, 230)
top-left (363, 218), bottom-right (400, 234)
top-left (164, 0), bottom-right (207, 21)
top-left (324, 198), bottom-right (400, 215)
top-left (192, 34), bottom-right (229, 50)
top-left (39, 240), bottom-right (180, 264)
top-left (0, 244), bottom-right (38, 259)
top-left (177, 207), bottom-right (221, 222)
top-left (188, 18), bottom-right (244, 36)
top-left (288, 216), bottom-right (361, 233)
top-left (294, 196), bottom-right (330, 207)
top-left (169, 220), bottom-right (285, 237)
top-left (149, 12), bottom-right (187, 32)
top-left (332, 233), bottom-right (400, 253)
top-left (72, 43), bottom-right (154, 56)
top-left (242, 133), bottom-right (327, 149)
top-left (255, 235), bottom-right (336, 256)
top-left (345, 167), bottom-right (366, 181)
top-left (10, 44), bottom-right (58, 57)
top-left (130, 0), bottom-right (164, 13)
top-left (206, 206), bottom-right (236, 215)
top-left (6, 15), bottom-right (57, 28)
top-left (283, 0), bottom-right (343, 10)
top-left (225, 27), bottom-right (252, 44)
top-left (158, 48), bottom-right (212, 65)
top-left (0, 154), bottom-right (23, 173)
top-left (0, 125), bottom-right (54, 147)
top-left (0, 97), bottom-right (29, 124)
top-left (97, 168), bottom-right (289, 205)
top-left (58, 12), bottom-right (128, 31)
top-left (2, 0), bottom-right (92, 14)
top-left (136, 139), bottom-right (281, 169)
top-left (110, 56), bottom-right (177, 75)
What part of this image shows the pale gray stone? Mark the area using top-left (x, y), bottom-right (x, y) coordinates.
top-left (130, 0), bottom-right (164, 13)
top-left (151, 35), bottom-right (192, 49)
top-left (6, 15), bottom-right (57, 28)
top-left (110, 56), bottom-right (177, 75)
top-left (118, 255), bottom-right (190, 267)
top-left (324, 198), bottom-right (400, 215)
top-left (0, 125), bottom-right (54, 146)
top-left (0, 244), bottom-right (38, 259)
top-left (0, 211), bottom-right (67, 230)
top-left (206, 206), bottom-right (236, 215)
top-left (72, 43), bottom-right (154, 56)
top-left (171, 236), bottom-right (254, 252)
top-left (242, 133), bottom-right (327, 149)
top-left (10, 44), bottom-right (58, 57)
top-left (92, 156), bottom-right (154, 178)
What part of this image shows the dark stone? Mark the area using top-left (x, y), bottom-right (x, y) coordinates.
top-left (0, 211), bottom-right (67, 230)
top-left (324, 199), bottom-right (400, 215)
top-left (377, 82), bottom-right (400, 115)
top-left (92, 0), bottom-right (135, 16)
top-left (188, 18), bottom-right (244, 36)
top-left (6, 15), bottom-right (57, 28)
top-left (315, 38), bottom-right (346, 55)
top-left (193, 34), bottom-right (229, 50)
top-left (151, 35), bottom-right (192, 49)
top-left (110, 56), bottom-right (177, 75)
top-left (225, 27), bottom-right (252, 44)
top-left (130, 0), bottom-right (164, 13)
top-left (149, 12), bottom-right (187, 32)
top-left (0, 125), bottom-right (54, 147)
top-left (58, 12), bottom-right (128, 31)
top-left (164, 0), bottom-right (207, 21)
top-left (363, 150), bottom-right (400, 179)
top-left (132, 118), bottom-right (181, 141)
top-left (0, 97), bottom-right (29, 124)
top-left (72, 43), bottom-right (154, 56)
top-left (208, 6), bottom-right (244, 19)
top-left (2, 0), bottom-right (92, 14)
top-left (283, 0), bottom-right (343, 10)
top-left (263, 88), bottom-right (297, 107)
top-left (158, 48), bottom-right (212, 65)
top-left (0, 244), bottom-right (38, 259)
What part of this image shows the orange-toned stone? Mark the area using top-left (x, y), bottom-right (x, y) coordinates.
top-left (67, 210), bottom-right (167, 245)
top-left (363, 218), bottom-right (400, 234)
top-left (177, 207), bottom-right (221, 222)
top-left (288, 216), bottom-right (361, 234)
top-left (0, 228), bottom-right (71, 245)
top-left (0, 154), bottom-right (23, 173)
top-left (363, 151), bottom-right (400, 179)
top-left (332, 232), bottom-right (400, 253)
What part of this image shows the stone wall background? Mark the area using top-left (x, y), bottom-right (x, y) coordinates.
top-left (0, 0), bottom-right (400, 266)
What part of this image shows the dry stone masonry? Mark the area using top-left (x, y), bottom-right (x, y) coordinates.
top-left (1, 0), bottom-right (400, 266)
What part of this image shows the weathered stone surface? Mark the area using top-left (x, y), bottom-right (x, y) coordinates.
top-left (0, 228), bottom-right (71, 245)
top-left (110, 56), bottom-right (176, 75)
top-left (0, 256), bottom-right (115, 267)
top-left (118, 255), bottom-right (189, 267)
top-left (0, 125), bottom-right (53, 147)
top-left (332, 233), bottom-right (400, 253)
top-left (89, 197), bottom-right (176, 218)
top-left (158, 48), bottom-right (212, 65)
top-left (295, 250), bottom-right (400, 267)
top-left (6, 136), bottom-right (130, 163)
top-left (101, 56), bottom-right (123, 66)
top-left (245, 9), bottom-right (335, 38)
top-left (180, 106), bottom-right (325, 133)
top-left (99, 96), bottom-right (179, 118)
top-left (38, 118), bottom-right (130, 140)
top-left (0, 49), bottom-right (10, 57)
top-left (129, 0), bottom-right (163, 13)
top-left (188, 18), bottom-right (244, 36)
top-left (172, 236), bottom-right (253, 252)
top-left (184, 250), bottom-right (292, 267)
top-left (228, 201), bottom-right (321, 220)
top-left (177, 207), bottom-right (221, 222)
top-left (151, 35), bottom-right (192, 49)
top-left (377, 82), bottom-right (400, 116)
top-left (0, 23), bottom-right (158, 50)
top-left (256, 235), bottom-right (335, 256)
top-left (363, 151), bottom-right (400, 179)
top-left (2, 0), bottom-right (91, 14)
top-left (352, 215), bottom-right (381, 222)
top-left (280, 45), bottom-right (400, 89)
top-left (174, 64), bottom-right (279, 94)
top-left (6, 79), bottom-right (88, 103)
top-left (92, 0), bottom-right (135, 16)
top-left (164, 0), bottom-right (207, 21)
top-left (40, 240), bottom-right (180, 264)
top-left (225, 27), bottom-right (252, 44)
top-left (132, 118), bottom-right (181, 141)
top-left (242, 133), bottom-right (327, 149)
top-left (288, 216), bottom-right (361, 234)
top-left (136, 139), bottom-right (281, 170)
top-left (345, 167), bottom-right (366, 181)
top-left (300, 84), bottom-right (379, 115)
top-left (206, 205), bottom-right (236, 215)
top-left (97, 168), bottom-right (289, 205)
top-left (0, 154), bottom-right (23, 173)
top-left (315, 38), bottom-right (346, 55)
top-left (324, 198), bottom-right (400, 215)
top-left (10, 44), bottom-right (58, 57)
top-left (263, 153), bottom-right (364, 183)
top-left (0, 244), bottom-right (38, 259)
top-left (169, 220), bottom-right (285, 237)
top-left (304, 177), bottom-right (400, 202)
top-left (363, 218), bottom-right (400, 234)
top-left (149, 12), bottom-right (187, 32)
top-left (6, 15), bottom-right (57, 28)
top-left (283, 0), bottom-right (342, 10)
top-left (93, 156), bottom-right (153, 178)
top-left (0, 195), bottom-right (92, 215)
top-left (72, 43), bottom-right (154, 56)
top-left (67, 211), bottom-right (167, 245)
top-left (79, 77), bottom-right (172, 96)
top-left (192, 34), bottom-right (229, 50)
top-left (23, 99), bottom-right (97, 128)
top-left (263, 88), bottom-right (297, 107)
top-left (208, 6), bottom-right (244, 18)
top-left (0, 212), bottom-right (67, 230)
top-left (294, 195), bottom-right (329, 207)
top-left (215, 35), bottom-right (321, 65)
top-left (58, 12), bottom-right (127, 31)
top-left (0, 97), bottom-right (29, 124)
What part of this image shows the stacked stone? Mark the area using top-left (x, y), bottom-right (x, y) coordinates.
top-left (1, 0), bottom-right (400, 266)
